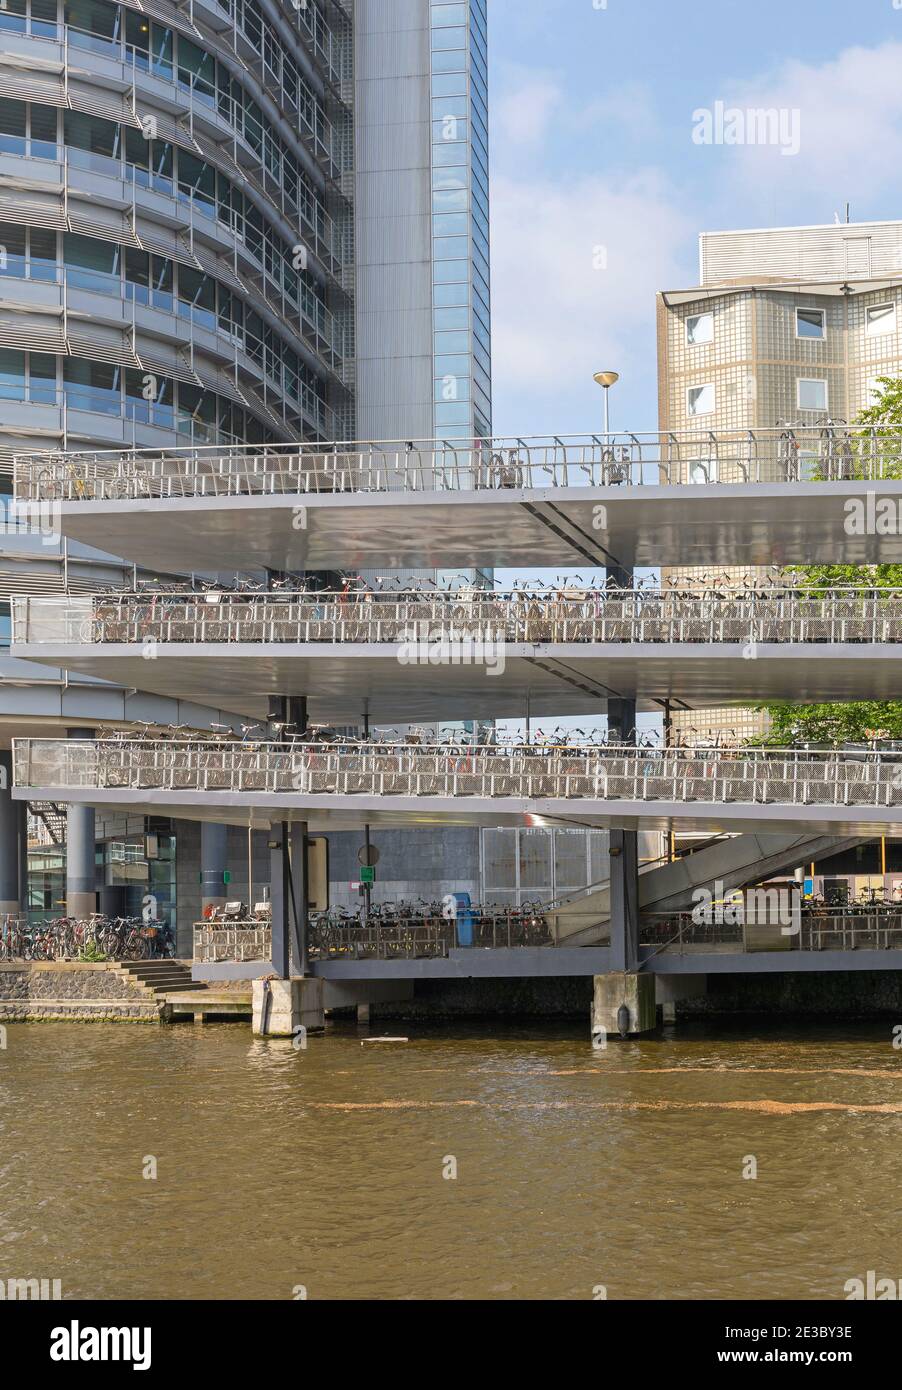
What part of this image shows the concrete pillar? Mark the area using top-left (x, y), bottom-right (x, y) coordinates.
top-left (270, 822), bottom-right (290, 979)
top-left (201, 822), bottom-right (229, 913)
top-left (656, 973), bottom-right (707, 1025)
top-left (66, 804), bottom-right (96, 918)
top-left (593, 972), bottom-right (656, 1038)
top-left (0, 751), bottom-right (20, 915)
top-left (65, 729), bottom-right (97, 919)
top-left (252, 977), bottom-right (324, 1037)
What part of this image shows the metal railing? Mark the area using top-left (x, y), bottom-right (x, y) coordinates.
top-left (13, 738), bottom-right (902, 810)
top-left (192, 907), bottom-right (554, 963)
top-left (193, 924), bottom-right (272, 963)
top-left (641, 908), bottom-right (902, 953)
top-left (14, 426), bottom-right (902, 502)
top-left (13, 587), bottom-right (902, 648)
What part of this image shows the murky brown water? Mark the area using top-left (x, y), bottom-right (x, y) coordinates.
top-left (2, 1020), bottom-right (901, 1300)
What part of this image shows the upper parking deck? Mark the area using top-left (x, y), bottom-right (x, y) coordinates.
top-left (12, 737), bottom-right (902, 838)
top-left (14, 429), bottom-right (902, 573)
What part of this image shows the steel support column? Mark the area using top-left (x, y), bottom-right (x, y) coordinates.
top-left (269, 694), bottom-right (308, 979)
top-left (0, 751), bottom-right (20, 915)
top-left (17, 799), bottom-right (28, 915)
top-left (65, 728), bottom-right (96, 919)
top-left (270, 822), bottom-right (290, 980)
top-left (607, 692), bottom-right (640, 973)
top-left (607, 558), bottom-right (640, 975)
top-left (290, 821), bottom-right (309, 976)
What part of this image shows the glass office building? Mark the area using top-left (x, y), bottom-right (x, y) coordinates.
top-left (430, 0), bottom-right (491, 442)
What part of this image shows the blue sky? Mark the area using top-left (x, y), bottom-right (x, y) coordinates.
top-left (487, 0), bottom-right (902, 436)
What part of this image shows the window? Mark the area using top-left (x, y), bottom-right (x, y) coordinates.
top-left (0, 0), bottom-right (25, 35)
top-left (64, 358), bottom-right (120, 414)
top-left (434, 306), bottom-right (468, 331)
top-left (686, 383), bottom-right (715, 417)
top-left (797, 378), bottom-right (828, 411)
top-left (866, 303), bottom-right (896, 337)
top-left (29, 228), bottom-right (57, 280)
top-left (0, 223), bottom-right (25, 276)
top-left (29, 352), bottom-right (57, 404)
top-left (796, 307), bottom-right (825, 340)
top-left (686, 312), bottom-right (713, 346)
top-left (0, 347), bottom-right (25, 401)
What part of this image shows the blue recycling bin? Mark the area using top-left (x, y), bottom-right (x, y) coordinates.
top-left (454, 891), bottom-right (475, 948)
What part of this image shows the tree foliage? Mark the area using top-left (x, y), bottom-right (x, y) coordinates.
top-left (757, 377), bottom-right (902, 744)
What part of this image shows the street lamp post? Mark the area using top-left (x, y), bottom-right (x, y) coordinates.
top-left (593, 370), bottom-right (620, 438)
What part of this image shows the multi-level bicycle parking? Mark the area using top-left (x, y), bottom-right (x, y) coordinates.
top-left (9, 427), bottom-right (902, 1013)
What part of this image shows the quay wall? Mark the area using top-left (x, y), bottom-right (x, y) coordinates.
top-left (0, 964), bottom-right (161, 1022)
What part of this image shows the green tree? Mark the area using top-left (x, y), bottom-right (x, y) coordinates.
top-left (758, 377), bottom-right (902, 744)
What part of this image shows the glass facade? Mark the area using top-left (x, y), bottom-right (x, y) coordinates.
top-left (0, 0), bottom-right (353, 453)
top-left (430, 0), bottom-right (491, 441)
top-left (481, 827), bottom-right (611, 908)
top-left (26, 827), bottom-right (176, 925)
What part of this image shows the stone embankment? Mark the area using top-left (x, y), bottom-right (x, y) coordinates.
top-left (0, 963), bottom-right (163, 1022)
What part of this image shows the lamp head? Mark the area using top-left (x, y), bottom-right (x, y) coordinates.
top-left (593, 371), bottom-right (620, 388)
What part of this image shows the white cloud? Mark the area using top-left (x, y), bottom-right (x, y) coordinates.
top-left (490, 169), bottom-right (692, 426)
top-left (493, 65), bottom-right (563, 151)
top-left (699, 41), bottom-right (902, 211)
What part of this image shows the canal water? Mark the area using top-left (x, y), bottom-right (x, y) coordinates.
top-left (2, 1020), bottom-right (901, 1300)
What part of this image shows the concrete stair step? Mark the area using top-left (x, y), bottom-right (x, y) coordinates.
top-left (124, 974), bottom-right (196, 988)
top-left (146, 981), bottom-right (207, 995)
top-left (124, 966), bottom-right (193, 978)
top-left (114, 961), bottom-right (204, 996)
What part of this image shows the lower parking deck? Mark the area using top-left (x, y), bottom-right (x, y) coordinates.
top-left (194, 946), bottom-right (902, 981)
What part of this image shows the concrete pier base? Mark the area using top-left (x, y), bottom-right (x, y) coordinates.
top-left (656, 973), bottom-right (707, 1025)
top-left (593, 972), bottom-right (656, 1038)
top-left (252, 978), bottom-right (325, 1037)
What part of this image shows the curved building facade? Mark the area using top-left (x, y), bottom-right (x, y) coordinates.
top-left (0, 0), bottom-right (355, 461)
